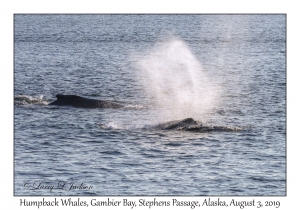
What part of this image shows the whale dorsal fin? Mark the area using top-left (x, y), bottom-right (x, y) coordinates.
top-left (56, 94), bottom-right (81, 100)
top-left (56, 94), bottom-right (64, 99)
top-left (182, 118), bottom-right (196, 123)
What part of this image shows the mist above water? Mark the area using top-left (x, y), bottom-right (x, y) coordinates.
top-left (132, 38), bottom-right (221, 122)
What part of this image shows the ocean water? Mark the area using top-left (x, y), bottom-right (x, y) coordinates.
top-left (14, 14), bottom-right (286, 196)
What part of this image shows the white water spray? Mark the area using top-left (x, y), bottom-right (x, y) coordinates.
top-left (132, 38), bottom-right (220, 122)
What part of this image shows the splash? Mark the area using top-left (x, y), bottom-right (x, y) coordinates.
top-left (14, 94), bottom-right (48, 105)
top-left (132, 38), bottom-right (220, 121)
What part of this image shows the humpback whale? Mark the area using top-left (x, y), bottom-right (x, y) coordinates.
top-left (154, 118), bottom-right (241, 132)
top-left (48, 94), bottom-right (123, 109)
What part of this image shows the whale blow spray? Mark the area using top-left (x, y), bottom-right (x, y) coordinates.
top-left (133, 38), bottom-right (220, 122)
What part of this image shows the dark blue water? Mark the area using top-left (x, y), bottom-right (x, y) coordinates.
top-left (14, 14), bottom-right (286, 196)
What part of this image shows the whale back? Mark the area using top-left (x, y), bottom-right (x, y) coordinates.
top-left (48, 94), bottom-right (123, 109)
top-left (155, 118), bottom-right (200, 130)
top-left (56, 94), bottom-right (81, 100)
top-left (49, 94), bottom-right (83, 106)
top-left (154, 118), bottom-right (241, 132)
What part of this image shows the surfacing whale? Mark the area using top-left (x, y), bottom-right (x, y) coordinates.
top-left (154, 118), bottom-right (241, 132)
top-left (48, 94), bottom-right (123, 109)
